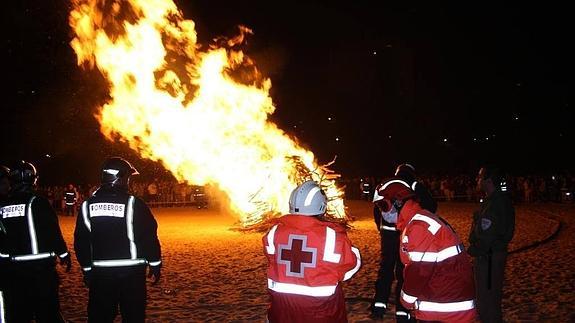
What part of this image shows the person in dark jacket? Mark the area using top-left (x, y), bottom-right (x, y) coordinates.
top-left (0, 165), bottom-right (11, 323)
top-left (468, 166), bottom-right (515, 323)
top-left (74, 157), bottom-right (162, 322)
top-left (0, 160), bottom-right (71, 323)
top-left (370, 163), bottom-right (437, 321)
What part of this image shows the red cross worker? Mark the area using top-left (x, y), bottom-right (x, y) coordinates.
top-left (263, 181), bottom-right (361, 323)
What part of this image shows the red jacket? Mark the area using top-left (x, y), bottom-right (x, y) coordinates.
top-left (397, 200), bottom-right (477, 322)
top-left (263, 214), bottom-right (361, 323)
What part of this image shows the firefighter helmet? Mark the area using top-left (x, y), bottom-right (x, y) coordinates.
top-left (376, 177), bottom-right (416, 212)
top-left (289, 180), bottom-right (327, 216)
top-left (101, 157), bottom-right (139, 188)
top-left (0, 165), bottom-right (9, 179)
top-left (394, 163), bottom-right (416, 183)
top-left (10, 160), bottom-right (38, 186)
top-left (373, 183), bottom-right (384, 202)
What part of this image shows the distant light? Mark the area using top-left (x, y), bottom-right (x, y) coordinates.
top-left (373, 50), bottom-right (377, 55)
top-left (327, 117), bottom-right (332, 121)
top-left (31, 90), bottom-right (36, 94)
top-left (473, 138), bottom-right (477, 142)
top-left (567, 192), bottom-right (572, 196)
top-left (485, 137), bottom-right (489, 141)
top-left (552, 176), bottom-right (556, 180)
top-left (293, 125), bottom-right (297, 129)
top-left (335, 137), bottom-right (340, 142)
top-left (514, 116), bottom-right (519, 121)
top-left (45, 154), bottom-right (51, 158)
top-left (388, 135), bottom-right (392, 139)
top-left (443, 138), bottom-right (448, 142)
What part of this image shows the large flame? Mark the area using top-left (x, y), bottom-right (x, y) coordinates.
top-left (69, 0), bottom-right (346, 226)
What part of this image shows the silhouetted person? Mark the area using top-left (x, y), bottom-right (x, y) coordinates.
top-left (74, 157), bottom-right (161, 322)
top-left (0, 161), bottom-right (71, 322)
top-left (468, 166), bottom-right (515, 323)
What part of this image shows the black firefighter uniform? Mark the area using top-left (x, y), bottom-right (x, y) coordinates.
top-left (74, 188), bottom-right (161, 322)
top-left (0, 192), bottom-right (69, 322)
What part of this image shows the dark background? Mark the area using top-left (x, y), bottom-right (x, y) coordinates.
top-left (2, 1), bottom-right (573, 185)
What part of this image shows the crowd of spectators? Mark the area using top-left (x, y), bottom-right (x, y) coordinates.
top-left (341, 173), bottom-right (575, 204)
top-left (37, 173), bottom-right (574, 214)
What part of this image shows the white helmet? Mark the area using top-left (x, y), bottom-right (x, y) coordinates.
top-left (289, 180), bottom-right (327, 216)
top-left (373, 183), bottom-right (384, 202)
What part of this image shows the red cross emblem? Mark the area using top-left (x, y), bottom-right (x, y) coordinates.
top-left (277, 234), bottom-right (317, 277)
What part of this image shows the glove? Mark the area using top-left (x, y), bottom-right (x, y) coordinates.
top-left (59, 253), bottom-right (72, 272)
top-left (82, 270), bottom-right (91, 287)
top-left (148, 264), bottom-right (161, 285)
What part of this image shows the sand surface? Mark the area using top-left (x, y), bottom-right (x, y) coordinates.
top-left (54, 201), bottom-right (574, 322)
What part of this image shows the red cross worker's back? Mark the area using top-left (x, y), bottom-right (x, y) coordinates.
top-left (277, 234), bottom-right (317, 277)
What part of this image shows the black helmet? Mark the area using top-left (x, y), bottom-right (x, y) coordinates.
top-left (394, 163), bottom-right (416, 184)
top-left (101, 157), bottom-right (139, 188)
top-left (10, 160), bottom-right (38, 186)
top-left (1, 165), bottom-right (10, 179)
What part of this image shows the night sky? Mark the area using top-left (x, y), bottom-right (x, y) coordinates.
top-left (2, 1), bottom-right (573, 184)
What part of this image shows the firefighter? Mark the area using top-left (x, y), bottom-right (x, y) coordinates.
top-left (377, 177), bottom-right (477, 322)
top-left (64, 183), bottom-right (78, 216)
top-left (371, 163), bottom-right (438, 321)
top-left (0, 165), bottom-right (10, 323)
top-left (361, 177), bottom-right (372, 201)
top-left (263, 180), bottom-right (361, 322)
top-left (371, 187), bottom-right (414, 322)
top-left (468, 166), bottom-right (515, 323)
top-left (0, 160), bottom-right (71, 322)
top-left (74, 157), bottom-right (162, 322)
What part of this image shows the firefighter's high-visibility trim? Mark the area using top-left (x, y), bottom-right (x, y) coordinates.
top-left (304, 186), bottom-right (320, 206)
top-left (323, 227), bottom-right (341, 263)
top-left (382, 179), bottom-right (411, 190)
top-left (374, 302), bottom-right (386, 308)
top-left (83, 267), bottom-right (92, 271)
top-left (343, 247), bottom-right (361, 281)
top-left (12, 252), bottom-right (55, 261)
top-left (417, 299), bottom-right (475, 312)
top-left (27, 196), bottom-right (38, 254)
top-left (149, 260), bottom-right (162, 266)
top-left (401, 290), bottom-right (417, 304)
top-left (0, 290), bottom-right (6, 323)
top-left (266, 224), bottom-right (279, 254)
top-left (382, 225), bottom-right (397, 231)
top-left (408, 244), bottom-right (464, 262)
top-left (126, 196), bottom-right (137, 259)
top-left (411, 181), bottom-right (418, 191)
top-left (411, 214), bottom-right (441, 234)
top-left (0, 253), bottom-right (9, 258)
top-left (93, 259), bottom-right (147, 267)
top-left (267, 279), bottom-right (337, 297)
top-left (82, 201), bottom-right (90, 232)
top-left (396, 311), bottom-right (409, 317)
top-left (65, 202), bottom-right (75, 205)
top-left (59, 252), bottom-right (69, 258)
